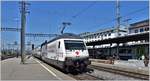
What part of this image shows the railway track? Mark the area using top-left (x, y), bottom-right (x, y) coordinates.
top-left (34, 57), bottom-right (102, 80)
top-left (34, 56), bottom-right (149, 80)
top-left (89, 65), bottom-right (149, 80)
top-left (68, 73), bottom-right (103, 80)
top-left (67, 68), bottom-right (104, 80)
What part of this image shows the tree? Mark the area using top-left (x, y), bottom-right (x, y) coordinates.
top-left (136, 46), bottom-right (145, 59)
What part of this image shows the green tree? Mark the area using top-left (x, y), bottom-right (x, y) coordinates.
top-left (136, 46), bottom-right (145, 59)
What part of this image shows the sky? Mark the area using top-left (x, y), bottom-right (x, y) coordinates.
top-left (1, 0), bottom-right (149, 48)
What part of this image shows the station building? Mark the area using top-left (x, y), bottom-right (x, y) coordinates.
top-left (79, 19), bottom-right (149, 60)
top-left (129, 19), bottom-right (149, 34)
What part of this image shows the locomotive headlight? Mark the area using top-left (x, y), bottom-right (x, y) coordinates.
top-left (65, 57), bottom-right (74, 66)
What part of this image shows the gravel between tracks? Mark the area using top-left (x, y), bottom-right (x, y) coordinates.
top-left (88, 68), bottom-right (145, 80)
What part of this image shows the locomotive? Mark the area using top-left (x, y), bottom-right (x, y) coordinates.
top-left (34, 33), bottom-right (91, 73)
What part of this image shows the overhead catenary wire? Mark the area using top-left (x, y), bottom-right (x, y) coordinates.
top-left (121, 6), bottom-right (149, 18)
top-left (67, 2), bottom-right (148, 33)
top-left (93, 6), bottom-right (148, 29)
top-left (73, 2), bottom-right (96, 17)
top-left (35, 2), bottom-right (96, 23)
top-left (60, 2), bottom-right (97, 34)
top-left (70, 1), bottom-right (97, 21)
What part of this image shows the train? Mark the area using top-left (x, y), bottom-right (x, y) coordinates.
top-left (33, 46), bottom-right (41, 59)
top-left (33, 33), bottom-right (91, 73)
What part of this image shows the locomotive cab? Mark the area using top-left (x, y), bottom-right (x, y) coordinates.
top-left (64, 40), bottom-right (91, 72)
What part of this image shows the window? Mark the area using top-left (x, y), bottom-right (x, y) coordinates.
top-left (120, 30), bottom-right (127, 32)
top-left (95, 36), bottom-right (97, 38)
top-left (119, 49), bottom-right (126, 53)
top-left (64, 40), bottom-right (86, 50)
top-left (111, 30), bottom-right (114, 33)
top-left (127, 49), bottom-right (132, 53)
top-left (140, 28), bottom-right (144, 32)
top-left (58, 41), bottom-right (60, 48)
top-left (108, 33), bottom-right (111, 36)
top-left (134, 29), bottom-right (138, 33)
top-left (145, 27), bottom-right (149, 31)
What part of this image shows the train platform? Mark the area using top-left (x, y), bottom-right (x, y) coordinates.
top-left (90, 59), bottom-right (149, 76)
top-left (1, 56), bottom-right (75, 80)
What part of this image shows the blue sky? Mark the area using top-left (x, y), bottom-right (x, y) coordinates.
top-left (1, 1), bottom-right (149, 48)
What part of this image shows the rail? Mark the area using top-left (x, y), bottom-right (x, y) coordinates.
top-left (68, 73), bottom-right (103, 80)
top-left (89, 64), bottom-right (149, 80)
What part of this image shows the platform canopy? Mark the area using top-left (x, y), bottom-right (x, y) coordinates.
top-left (86, 32), bottom-right (149, 46)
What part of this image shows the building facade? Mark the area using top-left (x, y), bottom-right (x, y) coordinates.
top-left (80, 27), bottom-right (127, 43)
top-left (129, 19), bottom-right (149, 34)
top-left (79, 19), bottom-right (149, 60)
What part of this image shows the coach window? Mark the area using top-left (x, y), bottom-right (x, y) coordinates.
top-left (58, 41), bottom-right (60, 48)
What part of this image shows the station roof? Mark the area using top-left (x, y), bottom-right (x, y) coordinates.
top-left (130, 19), bottom-right (149, 26)
top-left (129, 19), bottom-right (149, 29)
top-left (86, 32), bottom-right (149, 46)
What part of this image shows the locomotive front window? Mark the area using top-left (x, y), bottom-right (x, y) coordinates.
top-left (64, 40), bottom-right (86, 50)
